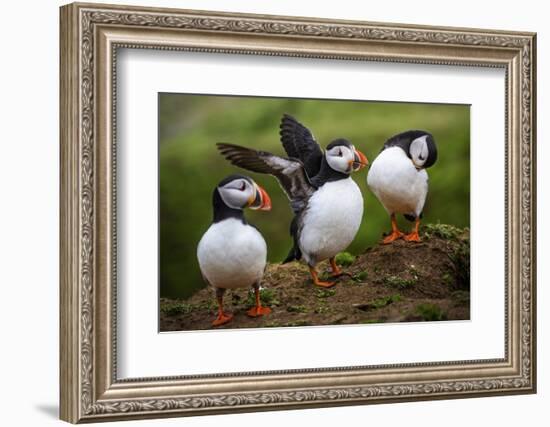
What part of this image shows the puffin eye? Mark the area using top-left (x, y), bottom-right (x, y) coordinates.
top-left (239, 182), bottom-right (246, 191)
top-left (337, 149), bottom-right (343, 157)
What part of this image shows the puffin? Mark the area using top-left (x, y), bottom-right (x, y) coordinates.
top-left (217, 114), bottom-right (368, 288)
top-left (197, 174), bottom-right (272, 326)
top-left (366, 130), bottom-right (437, 243)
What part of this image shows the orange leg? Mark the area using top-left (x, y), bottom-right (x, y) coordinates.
top-left (309, 266), bottom-right (336, 288)
top-left (329, 257), bottom-right (343, 277)
top-left (212, 292), bottom-right (233, 327)
top-left (247, 286), bottom-right (272, 317)
top-left (382, 213), bottom-right (404, 244)
top-left (404, 217), bottom-right (421, 242)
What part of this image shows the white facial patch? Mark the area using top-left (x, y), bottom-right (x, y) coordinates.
top-left (326, 145), bottom-right (354, 174)
top-left (409, 135), bottom-right (429, 168)
top-left (218, 179), bottom-right (254, 209)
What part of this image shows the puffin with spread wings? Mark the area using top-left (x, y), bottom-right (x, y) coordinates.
top-left (217, 114), bottom-right (368, 288)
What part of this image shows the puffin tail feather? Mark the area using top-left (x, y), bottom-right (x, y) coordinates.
top-left (282, 245), bottom-right (301, 264)
top-left (403, 214), bottom-right (416, 222)
top-left (403, 212), bottom-right (423, 222)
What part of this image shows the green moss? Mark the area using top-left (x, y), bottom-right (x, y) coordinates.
top-left (314, 304), bottom-right (330, 314)
top-left (415, 303), bottom-right (447, 321)
top-left (335, 252), bottom-right (356, 267)
top-left (316, 288), bottom-right (336, 298)
top-left (245, 288), bottom-right (280, 308)
top-left (287, 304), bottom-right (308, 313)
top-left (422, 223), bottom-right (463, 240)
top-left (197, 300), bottom-right (217, 311)
top-left (384, 275), bottom-right (416, 289)
top-left (353, 270), bottom-right (369, 282)
top-left (160, 303), bottom-right (193, 316)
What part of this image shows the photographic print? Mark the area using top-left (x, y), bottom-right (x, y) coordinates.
top-left (159, 94), bottom-right (470, 331)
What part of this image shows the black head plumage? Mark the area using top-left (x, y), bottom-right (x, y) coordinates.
top-left (383, 130), bottom-right (437, 169)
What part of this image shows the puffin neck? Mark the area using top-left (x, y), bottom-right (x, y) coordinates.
top-left (212, 188), bottom-right (247, 224)
top-left (311, 155), bottom-right (350, 187)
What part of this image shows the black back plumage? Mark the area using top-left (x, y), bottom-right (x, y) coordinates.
top-left (383, 130), bottom-right (437, 169)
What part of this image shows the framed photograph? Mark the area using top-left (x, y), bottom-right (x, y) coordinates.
top-left (60, 2), bottom-right (536, 423)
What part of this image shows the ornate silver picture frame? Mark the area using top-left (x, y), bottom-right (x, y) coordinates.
top-left (60, 2), bottom-right (536, 423)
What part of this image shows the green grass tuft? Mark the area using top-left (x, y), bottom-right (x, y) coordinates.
top-left (286, 304), bottom-right (308, 313)
top-left (353, 270), bottom-right (369, 282)
top-left (314, 304), bottom-right (330, 314)
top-left (356, 294), bottom-right (402, 311)
top-left (160, 303), bottom-right (193, 316)
top-left (244, 288), bottom-right (280, 308)
top-left (335, 252), bottom-right (356, 267)
top-left (316, 288), bottom-right (337, 298)
top-left (422, 223), bottom-right (463, 240)
top-left (383, 275), bottom-right (416, 289)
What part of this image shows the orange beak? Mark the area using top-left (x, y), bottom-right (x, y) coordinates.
top-left (352, 149), bottom-right (369, 171)
top-left (250, 184), bottom-right (272, 211)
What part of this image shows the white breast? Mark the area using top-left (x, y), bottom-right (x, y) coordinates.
top-left (367, 146), bottom-right (428, 217)
top-left (299, 178), bottom-right (364, 265)
top-left (197, 218), bottom-right (267, 290)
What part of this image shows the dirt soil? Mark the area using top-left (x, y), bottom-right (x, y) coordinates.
top-left (160, 224), bottom-right (470, 331)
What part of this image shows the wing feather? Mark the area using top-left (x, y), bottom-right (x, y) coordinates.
top-left (279, 114), bottom-right (323, 178)
top-left (217, 143), bottom-right (315, 214)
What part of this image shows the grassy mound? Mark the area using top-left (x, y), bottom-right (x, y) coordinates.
top-left (160, 224), bottom-right (470, 331)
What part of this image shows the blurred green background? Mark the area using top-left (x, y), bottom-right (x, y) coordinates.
top-left (159, 94), bottom-right (470, 299)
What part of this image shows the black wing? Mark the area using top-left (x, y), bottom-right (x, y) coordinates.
top-left (217, 143), bottom-right (316, 214)
top-left (279, 114), bottom-right (324, 178)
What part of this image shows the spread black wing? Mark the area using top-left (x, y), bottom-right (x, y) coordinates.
top-left (217, 143), bottom-right (316, 215)
top-left (279, 114), bottom-right (324, 178)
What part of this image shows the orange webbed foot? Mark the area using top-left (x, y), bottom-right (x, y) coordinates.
top-left (309, 265), bottom-right (337, 288)
top-left (382, 230), bottom-right (404, 244)
top-left (212, 312), bottom-right (233, 327)
top-left (247, 305), bottom-right (272, 317)
top-left (404, 232), bottom-right (421, 242)
top-left (383, 214), bottom-right (405, 244)
top-left (313, 279), bottom-right (337, 288)
top-left (404, 217), bottom-right (421, 242)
